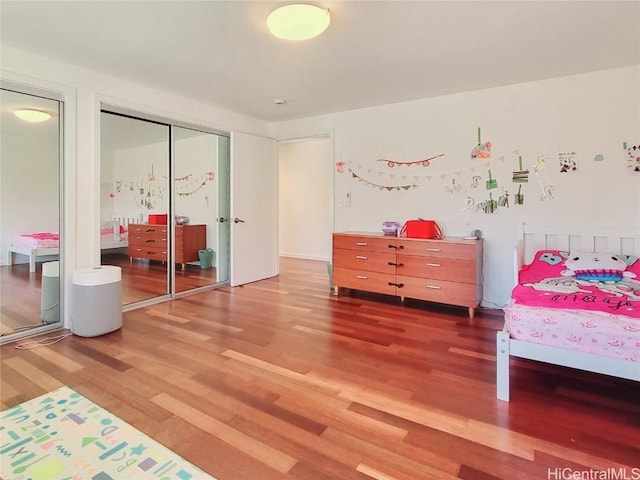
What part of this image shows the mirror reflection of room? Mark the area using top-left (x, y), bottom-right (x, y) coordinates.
top-left (174, 126), bottom-right (220, 294)
top-left (100, 113), bottom-right (221, 305)
top-left (0, 88), bottom-right (61, 339)
top-left (100, 112), bottom-right (170, 304)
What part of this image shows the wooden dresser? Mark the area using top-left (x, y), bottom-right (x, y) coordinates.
top-left (332, 232), bottom-right (483, 317)
top-left (128, 224), bottom-right (206, 270)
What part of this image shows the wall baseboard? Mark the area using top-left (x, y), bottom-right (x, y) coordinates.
top-left (279, 253), bottom-right (330, 262)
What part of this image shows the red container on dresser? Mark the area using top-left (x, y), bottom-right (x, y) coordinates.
top-left (148, 214), bottom-right (168, 225)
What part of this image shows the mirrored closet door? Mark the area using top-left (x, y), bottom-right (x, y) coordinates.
top-left (174, 126), bottom-right (229, 293)
top-left (100, 112), bottom-right (170, 304)
top-left (0, 88), bottom-right (62, 341)
top-left (100, 112), bottom-right (230, 307)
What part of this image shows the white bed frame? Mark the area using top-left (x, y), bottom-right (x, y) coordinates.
top-left (7, 214), bottom-right (143, 273)
top-left (496, 223), bottom-right (640, 401)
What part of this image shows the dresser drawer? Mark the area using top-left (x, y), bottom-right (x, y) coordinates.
top-left (129, 224), bottom-right (169, 236)
top-left (129, 234), bottom-right (168, 247)
top-left (333, 249), bottom-right (396, 274)
top-left (397, 239), bottom-right (476, 260)
top-left (333, 267), bottom-right (396, 296)
top-left (333, 234), bottom-right (397, 254)
top-left (398, 275), bottom-right (478, 307)
top-left (397, 255), bottom-right (476, 284)
top-left (128, 245), bottom-right (168, 262)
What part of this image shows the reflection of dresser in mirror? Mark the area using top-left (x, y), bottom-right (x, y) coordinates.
top-left (128, 224), bottom-right (206, 270)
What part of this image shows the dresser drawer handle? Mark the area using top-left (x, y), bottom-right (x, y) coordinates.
top-left (356, 242), bottom-right (368, 246)
top-left (388, 282), bottom-right (405, 288)
top-left (426, 248), bottom-right (441, 252)
top-left (356, 275), bottom-right (368, 280)
top-left (355, 255), bottom-right (368, 260)
top-left (426, 285), bottom-right (441, 289)
top-left (388, 262), bottom-right (404, 267)
top-left (426, 263), bottom-right (441, 267)
top-left (146, 228), bottom-right (155, 233)
top-left (146, 239), bottom-right (156, 243)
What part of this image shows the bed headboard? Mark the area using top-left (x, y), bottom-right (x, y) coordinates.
top-left (112, 213), bottom-right (144, 229)
top-left (514, 223), bottom-right (640, 286)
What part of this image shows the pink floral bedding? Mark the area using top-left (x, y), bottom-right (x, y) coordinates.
top-left (12, 226), bottom-right (127, 251)
top-left (505, 249), bottom-right (640, 361)
top-left (511, 249), bottom-right (640, 319)
top-left (11, 233), bottom-right (59, 250)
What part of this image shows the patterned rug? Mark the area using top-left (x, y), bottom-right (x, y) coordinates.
top-left (1, 386), bottom-right (216, 480)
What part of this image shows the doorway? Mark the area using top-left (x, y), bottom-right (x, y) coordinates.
top-left (278, 136), bottom-right (333, 262)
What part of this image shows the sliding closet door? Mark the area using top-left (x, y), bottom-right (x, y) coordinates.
top-left (173, 126), bottom-right (222, 293)
top-left (0, 88), bottom-right (62, 341)
top-left (100, 112), bottom-right (170, 304)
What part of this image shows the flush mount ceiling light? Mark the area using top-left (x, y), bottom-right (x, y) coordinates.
top-left (267, 4), bottom-right (330, 41)
top-left (14, 109), bottom-right (52, 123)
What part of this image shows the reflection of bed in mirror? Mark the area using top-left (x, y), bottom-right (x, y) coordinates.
top-left (7, 214), bottom-right (142, 273)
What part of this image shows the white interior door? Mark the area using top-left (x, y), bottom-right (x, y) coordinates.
top-left (230, 131), bottom-right (278, 286)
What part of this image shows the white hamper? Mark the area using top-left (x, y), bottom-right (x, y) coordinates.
top-left (41, 261), bottom-right (60, 324)
top-left (71, 266), bottom-right (122, 337)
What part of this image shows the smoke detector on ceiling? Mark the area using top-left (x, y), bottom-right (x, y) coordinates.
top-left (274, 99), bottom-right (287, 105)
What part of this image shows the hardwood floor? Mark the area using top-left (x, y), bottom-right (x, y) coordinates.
top-left (1, 257), bottom-right (638, 479)
top-left (0, 253), bottom-right (217, 335)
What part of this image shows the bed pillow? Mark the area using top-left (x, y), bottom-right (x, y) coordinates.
top-left (562, 251), bottom-right (637, 282)
top-left (518, 250), bottom-right (567, 283)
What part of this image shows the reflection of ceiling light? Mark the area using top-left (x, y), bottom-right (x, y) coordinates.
top-left (14, 109), bottom-right (52, 123)
top-left (267, 4), bottom-right (330, 41)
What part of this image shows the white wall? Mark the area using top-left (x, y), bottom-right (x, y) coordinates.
top-left (278, 137), bottom-right (333, 261)
top-left (1, 45), bottom-right (269, 328)
top-left (270, 65), bottom-right (640, 309)
top-left (175, 133), bottom-right (220, 253)
top-left (111, 142), bottom-right (169, 218)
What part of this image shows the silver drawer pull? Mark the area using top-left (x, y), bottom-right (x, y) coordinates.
top-left (426, 248), bottom-right (441, 252)
top-left (355, 242), bottom-right (368, 246)
top-left (355, 255), bottom-right (368, 260)
top-left (426, 263), bottom-right (441, 267)
top-left (356, 275), bottom-right (368, 279)
top-left (426, 285), bottom-right (441, 289)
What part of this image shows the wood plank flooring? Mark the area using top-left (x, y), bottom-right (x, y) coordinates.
top-left (0, 253), bottom-right (217, 334)
top-left (1, 257), bottom-right (638, 479)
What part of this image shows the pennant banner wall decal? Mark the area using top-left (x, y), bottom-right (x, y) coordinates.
top-left (350, 169), bottom-right (418, 191)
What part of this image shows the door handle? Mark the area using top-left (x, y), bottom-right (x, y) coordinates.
top-left (233, 218), bottom-right (245, 223)
top-left (218, 217), bottom-right (227, 223)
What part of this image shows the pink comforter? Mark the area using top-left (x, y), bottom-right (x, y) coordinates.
top-left (512, 249), bottom-right (640, 319)
top-left (23, 232), bottom-right (59, 240)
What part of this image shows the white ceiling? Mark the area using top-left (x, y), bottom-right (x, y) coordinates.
top-left (1, 1), bottom-right (639, 123)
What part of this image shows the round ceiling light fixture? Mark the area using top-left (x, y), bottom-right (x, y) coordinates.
top-left (267, 4), bottom-right (330, 41)
top-left (14, 109), bottom-right (52, 123)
